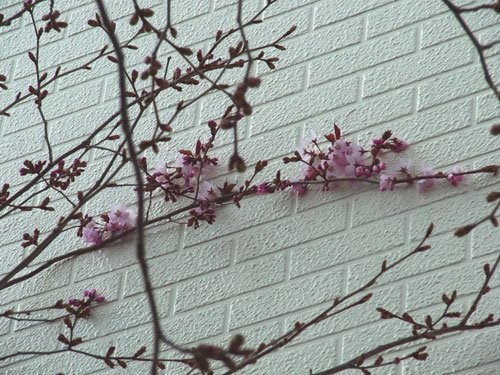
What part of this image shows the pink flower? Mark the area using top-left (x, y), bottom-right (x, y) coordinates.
top-left (197, 180), bottom-right (215, 200)
top-left (354, 166), bottom-right (364, 177)
top-left (447, 166), bottom-right (465, 186)
top-left (174, 154), bottom-right (217, 187)
top-left (298, 132), bottom-right (318, 158)
top-left (379, 174), bottom-right (395, 192)
top-left (84, 289), bottom-right (96, 298)
top-left (392, 138), bottom-right (409, 153)
top-left (292, 183), bottom-right (306, 196)
top-left (256, 182), bottom-right (268, 194)
top-left (152, 163), bottom-right (169, 187)
top-left (83, 289), bottom-right (105, 303)
top-left (105, 205), bottom-right (136, 233)
top-left (416, 167), bottom-right (435, 193)
top-left (372, 138), bottom-right (384, 147)
top-left (82, 221), bottom-right (102, 246)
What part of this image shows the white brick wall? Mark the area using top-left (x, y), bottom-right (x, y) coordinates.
top-left (0, 0), bottom-right (499, 374)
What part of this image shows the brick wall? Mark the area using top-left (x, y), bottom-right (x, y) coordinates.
top-left (0, 0), bottom-right (499, 374)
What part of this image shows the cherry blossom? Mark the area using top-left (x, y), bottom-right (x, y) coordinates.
top-left (416, 167), bottom-right (436, 193)
top-left (447, 166), bottom-right (465, 186)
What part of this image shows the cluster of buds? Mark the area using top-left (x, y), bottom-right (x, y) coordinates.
top-left (49, 159), bottom-right (87, 190)
top-left (19, 159), bottom-right (46, 176)
top-left (141, 55), bottom-right (162, 80)
top-left (233, 77), bottom-right (261, 116)
top-left (20, 159), bottom-right (87, 190)
top-left (67, 289), bottom-right (106, 318)
top-left (42, 10), bottom-right (67, 33)
top-left (129, 6), bottom-right (154, 32)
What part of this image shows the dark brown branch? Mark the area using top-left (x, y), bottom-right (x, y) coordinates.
top-left (94, 2), bottom-right (189, 373)
top-left (224, 224), bottom-right (435, 374)
top-left (0, 0), bottom-right (46, 28)
top-left (461, 252), bottom-right (500, 324)
top-left (312, 321), bottom-right (500, 374)
top-left (441, 0), bottom-right (500, 100)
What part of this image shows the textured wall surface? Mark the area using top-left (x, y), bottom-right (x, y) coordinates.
top-left (0, 0), bottom-right (499, 374)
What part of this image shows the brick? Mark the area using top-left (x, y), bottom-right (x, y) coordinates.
top-left (315, 0), bottom-right (395, 29)
top-left (251, 76), bottom-right (358, 136)
top-left (171, 0), bottom-right (211, 23)
top-left (239, 122), bottom-right (302, 163)
top-left (0, 324), bottom-right (61, 368)
top-left (363, 37), bottom-right (473, 98)
top-left (47, 102), bottom-right (120, 145)
top-left (0, 127), bottom-right (44, 163)
top-left (244, 337), bottom-right (339, 375)
top-left (418, 58), bottom-right (500, 110)
top-left (175, 253), bottom-right (285, 312)
top-left (346, 233), bottom-right (467, 292)
top-left (453, 363), bottom-right (500, 375)
top-left (248, 64), bottom-right (305, 106)
top-left (329, 87), bottom-right (415, 135)
top-left (13, 272), bottom-right (122, 332)
top-left (352, 183), bottom-right (464, 228)
top-left (0, 1), bottom-right (499, 373)
top-left (405, 255), bottom-right (500, 310)
top-left (229, 269), bottom-right (344, 329)
top-left (226, 320), bottom-right (282, 349)
top-left (14, 28), bottom-right (108, 79)
top-left (0, 243), bottom-right (24, 278)
top-left (309, 27), bottom-right (417, 87)
top-left (165, 305), bottom-right (227, 345)
top-left (472, 223), bottom-right (500, 259)
top-left (361, 97), bottom-right (473, 144)
top-left (260, 0), bottom-right (318, 17)
top-left (284, 285), bottom-right (403, 346)
top-left (410, 189), bottom-right (494, 241)
top-left (477, 91), bottom-right (500, 124)
top-left (341, 319), bottom-right (408, 361)
top-left (75, 287), bottom-right (171, 340)
top-left (246, 5), bottom-right (312, 45)
top-left (273, 17), bottom-right (363, 70)
top-left (74, 223), bottom-right (182, 282)
top-left (184, 192), bottom-right (293, 247)
top-left (236, 200), bottom-right (347, 263)
top-left (403, 329), bottom-right (500, 374)
top-left (171, 2), bottom-right (259, 46)
top-left (471, 153), bottom-right (500, 190)
top-left (410, 127), bottom-right (499, 173)
top-left (421, 10), bottom-right (500, 48)
top-left (366, 0), bottom-right (444, 38)
top-left (123, 237), bottom-right (232, 297)
top-left (66, 1), bottom-right (163, 37)
top-left (291, 215), bottom-right (405, 278)
top-left (467, 287), bottom-right (500, 326)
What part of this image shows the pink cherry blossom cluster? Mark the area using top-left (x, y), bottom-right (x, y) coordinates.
top-left (81, 205), bottom-right (137, 245)
top-left (143, 135), bottom-right (218, 202)
top-left (76, 124), bottom-right (467, 244)
top-left (283, 125), bottom-right (464, 194)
